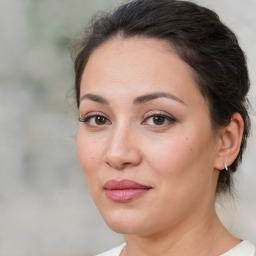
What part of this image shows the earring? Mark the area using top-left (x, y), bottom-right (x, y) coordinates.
top-left (224, 163), bottom-right (228, 171)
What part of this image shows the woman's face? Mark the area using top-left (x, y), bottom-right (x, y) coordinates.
top-left (77, 37), bottom-right (221, 235)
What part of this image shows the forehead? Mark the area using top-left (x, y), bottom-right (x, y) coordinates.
top-left (81, 37), bottom-right (205, 108)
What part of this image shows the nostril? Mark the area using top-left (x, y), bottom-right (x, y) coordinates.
top-left (106, 161), bottom-right (111, 167)
top-left (105, 160), bottom-right (133, 170)
top-left (103, 139), bottom-right (142, 170)
top-left (122, 162), bottom-right (131, 166)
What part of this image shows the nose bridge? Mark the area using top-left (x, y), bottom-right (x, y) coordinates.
top-left (104, 120), bottom-right (141, 169)
top-left (108, 121), bottom-right (134, 156)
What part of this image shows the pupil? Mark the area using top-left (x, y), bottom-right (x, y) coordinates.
top-left (153, 116), bottom-right (165, 125)
top-left (96, 116), bottom-right (106, 125)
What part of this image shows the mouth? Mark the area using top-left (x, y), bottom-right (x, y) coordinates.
top-left (103, 179), bottom-right (152, 203)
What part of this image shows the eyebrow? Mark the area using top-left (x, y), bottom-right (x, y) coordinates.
top-left (80, 92), bottom-right (186, 106)
top-left (133, 92), bottom-right (186, 105)
top-left (80, 93), bottom-right (109, 105)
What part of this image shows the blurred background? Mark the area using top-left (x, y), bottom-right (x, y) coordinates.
top-left (0, 0), bottom-right (255, 255)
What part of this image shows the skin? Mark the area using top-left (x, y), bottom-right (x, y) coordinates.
top-left (77, 37), bottom-right (243, 256)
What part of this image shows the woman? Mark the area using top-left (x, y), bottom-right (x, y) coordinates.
top-left (71, 0), bottom-right (255, 255)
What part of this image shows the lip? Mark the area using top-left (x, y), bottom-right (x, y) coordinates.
top-left (103, 179), bottom-right (152, 203)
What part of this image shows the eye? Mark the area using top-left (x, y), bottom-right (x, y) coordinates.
top-left (142, 113), bottom-right (176, 126)
top-left (79, 114), bottom-right (111, 126)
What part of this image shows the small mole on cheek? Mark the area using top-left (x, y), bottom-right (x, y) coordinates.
top-left (185, 137), bottom-right (193, 152)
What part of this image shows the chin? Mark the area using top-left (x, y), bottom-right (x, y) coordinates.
top-left (99, 207), bottom-right (150, 235)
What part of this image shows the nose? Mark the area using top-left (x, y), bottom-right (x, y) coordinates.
top-left (104, 125), bottom-right (142, 170)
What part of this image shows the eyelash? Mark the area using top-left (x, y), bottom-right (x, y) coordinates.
top-left (79, 113), bottom-right (111, 126)
top-left (79, 112), bottom-right (176, 127)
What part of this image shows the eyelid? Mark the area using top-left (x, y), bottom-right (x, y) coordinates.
top-left (79, 111), bottom-right (106, 120)
top-left (143, 110), bottom-right (176, 120)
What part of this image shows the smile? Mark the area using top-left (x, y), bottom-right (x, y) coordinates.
top-left (103, 179), bottom-right (152, 203)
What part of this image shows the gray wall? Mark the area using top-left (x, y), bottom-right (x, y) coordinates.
top-left (0, 0), bottom-right (255, 255)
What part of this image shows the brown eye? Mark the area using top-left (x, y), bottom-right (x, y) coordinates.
top-left (143, 114), bottom-right (176, 127)
top-left (95, 116), bottom-right (107, 125)
top-left (152, 116), bottom-right (166, 125)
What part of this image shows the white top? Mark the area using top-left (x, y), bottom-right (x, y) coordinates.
top-left (220, 241), bottom-right (255, 256)
top-left (96, 240), bottom-right (255, 256)
top-left (96, 243), bottom-right (126, 256)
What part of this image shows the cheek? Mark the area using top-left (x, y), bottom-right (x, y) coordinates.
top-left (143, 130), bottom-right (216, 191)
top-left (144, 136), bottom-right (194, 175)
top-left (77, 129), bottom-right (102, 182)
top-left (143, 135), bottom-right (216, 217)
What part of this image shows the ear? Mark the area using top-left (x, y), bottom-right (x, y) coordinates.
top-left (214, 113), bottom-right (244, 170)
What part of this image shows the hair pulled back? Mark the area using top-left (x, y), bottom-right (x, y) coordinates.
top-left (71, 0), bottom-right (251, 194)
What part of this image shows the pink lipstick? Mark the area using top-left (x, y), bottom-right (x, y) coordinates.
top-left (104, 179), bottom-right (151, 203)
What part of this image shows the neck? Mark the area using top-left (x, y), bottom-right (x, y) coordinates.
top-left (122, 210), bottom-right (239, 256)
